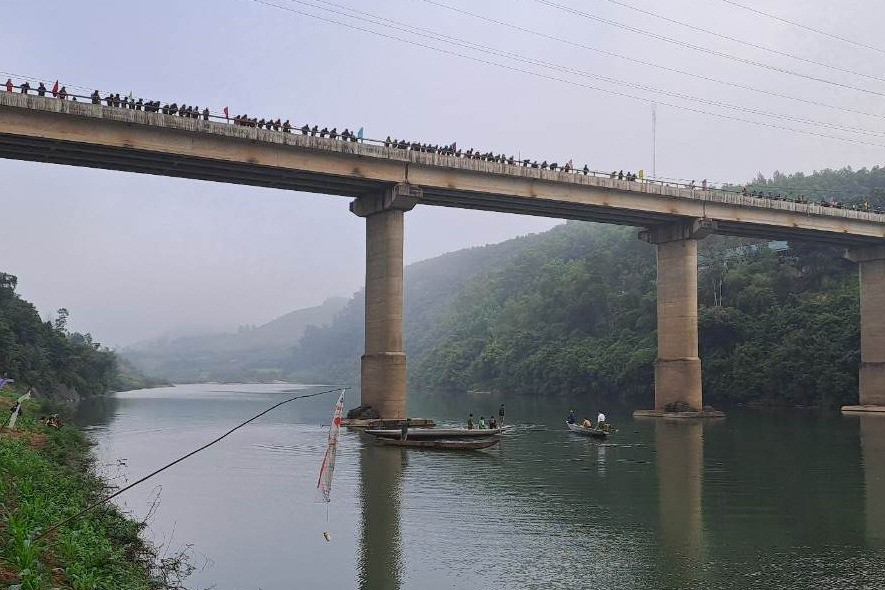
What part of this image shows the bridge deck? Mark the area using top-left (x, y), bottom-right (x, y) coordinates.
top-left (1, 92), bottom-right (883, 245)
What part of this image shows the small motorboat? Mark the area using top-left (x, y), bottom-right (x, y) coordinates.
top-left (376, 438), bottom-right (501, 450)
top-left (566, 422), bottom-right (610, 438)
top-left (365, 427), bottom-right (504, 440)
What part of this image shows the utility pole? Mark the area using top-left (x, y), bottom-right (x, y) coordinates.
top-left (651, 103), bottom-right (657, 178)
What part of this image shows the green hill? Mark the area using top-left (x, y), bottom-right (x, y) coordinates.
top-left (0, 272), bottom-right (143, 400)
top-left (288, 166), bottom-right (877, 408)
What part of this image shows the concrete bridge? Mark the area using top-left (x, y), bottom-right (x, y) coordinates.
top-left (2, 91), bottom-right (885, 416)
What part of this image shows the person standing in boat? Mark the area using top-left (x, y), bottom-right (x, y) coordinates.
top-left (400, 418), bottom-right (411, 441)
top-left (499, 403), bottom-right (505, 426)
top-left (597, 412), bottom-right (606, 427)
top-left (479, 416), bottom-right (487, 429)
top-left (489, 416), bottom-right (497, 429)
top-left (567, 410), bottom-right (577, 425)
top-left (467, 413), bottom-right (475, 429)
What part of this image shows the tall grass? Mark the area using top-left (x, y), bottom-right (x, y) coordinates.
top-left (1, 392), bottom-right (192, 589)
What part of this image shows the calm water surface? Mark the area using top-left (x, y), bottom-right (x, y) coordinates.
top-left (76, 384), bottom-right (885, 590)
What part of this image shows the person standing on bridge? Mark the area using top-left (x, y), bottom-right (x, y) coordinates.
top-left (5, 79), bottom-right (13, 93)
top-left (58, 86), bottom-right (68, 100)
top-left (36, 82), bottom-right (46, 96)
top-left (19, 82), bottom-right (30, 94)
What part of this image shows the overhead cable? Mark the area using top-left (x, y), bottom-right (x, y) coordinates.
top-left (248, 0), bottom-right (885, 150)
top-left (526, 0), bottom-right (885, 97)
top-left (415, 0), bottom-right (885, 122)
top-left (710, 0), bottom-right (885, 56)
top-left (288, 0), bottom-right (885, 138)
top-left (595, 0), bottom-right (885, 81)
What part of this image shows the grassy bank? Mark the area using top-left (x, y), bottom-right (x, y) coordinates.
top-left (0, 391), bottom-right (190, 589)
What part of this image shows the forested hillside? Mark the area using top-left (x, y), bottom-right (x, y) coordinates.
top-left (288, 166), bottom-right (879, 408)
top-left (0, 272), bottom-right (143, 399)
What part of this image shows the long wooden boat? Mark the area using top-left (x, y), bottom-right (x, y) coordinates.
top-left (566, 422), bottom-right (610, 438)
top-left (365, 427), bottom-right (504, 440)
top-left (377, 438), bottom-right (501, 450)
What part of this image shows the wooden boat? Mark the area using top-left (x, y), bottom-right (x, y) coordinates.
top-left (377, 437), bottom-right (501, 450)
top-left (566, 422), bottom-right (610, 438)
top-left (365, 427), bottom-right (504, 440)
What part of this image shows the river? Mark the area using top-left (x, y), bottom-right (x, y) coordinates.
top-left (75, 384), bottom-right (885, 590)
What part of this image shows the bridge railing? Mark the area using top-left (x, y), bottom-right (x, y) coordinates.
top-left (2, 81), bottom-right (882, 217)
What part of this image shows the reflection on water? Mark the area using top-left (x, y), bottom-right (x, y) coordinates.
top-left (77, 386), bottom-right (885, 590)
top-left (358, 444), bottom-right (405, 590)
top-left (655, 420), bottom-right (705, 587)
top-left (859, 415), bottom-right (885, 548)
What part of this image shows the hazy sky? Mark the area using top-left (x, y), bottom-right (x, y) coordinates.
top-left (3, 0), bottom-right (885, 346)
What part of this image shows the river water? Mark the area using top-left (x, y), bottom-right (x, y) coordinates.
top-left (76, 384), bottom-right (885, 590)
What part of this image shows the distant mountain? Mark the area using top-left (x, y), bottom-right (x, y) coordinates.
top-left (122, 297), bottom-right (348, 382)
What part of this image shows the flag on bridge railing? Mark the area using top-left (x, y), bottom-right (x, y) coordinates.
top-left (357, 127), bottom-right (364, 141)
top-left (51, 80), bottom-right (59, 97)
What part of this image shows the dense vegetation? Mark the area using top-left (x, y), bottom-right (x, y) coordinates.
top-left (0, 272), bottom-right (160, 400)
top-left (0, 391), bottom-right (191, 589)
top-left (738, 165), bottom-right (885, 207)
top-left (289, 166), bottom-right (877, 408)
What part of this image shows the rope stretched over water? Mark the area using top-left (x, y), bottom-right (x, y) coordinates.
top-left (35, 385), bottom-right (345, 541)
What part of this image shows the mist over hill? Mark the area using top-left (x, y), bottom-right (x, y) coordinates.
top-left (122, 297), bottom-right (348, 382)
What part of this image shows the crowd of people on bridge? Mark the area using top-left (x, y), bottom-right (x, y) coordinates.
top-left (3, 76), bottom-right (882, 213)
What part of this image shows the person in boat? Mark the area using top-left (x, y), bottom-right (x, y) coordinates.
top-left (400, 418), bottom-right (411, 441)
top-left (467, 413), bottom-right (474, 429)
top-left (597, 412), bottom-right (606, 427)
top-left (488, 416), bottom-right (497, 429)
top-left (567, 410), bottom-right (577, 424)
top-left (479, 416), bottom-right (486, 429)
top-left (499, 403), bottom-right (505, 426)
top-left (581, 418), bottom-right (593, 429)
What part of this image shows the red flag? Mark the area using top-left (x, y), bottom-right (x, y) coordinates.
top-left (223, 106), bottom-right (229, 119)
top-left (51, 80), bottom-right (59, 97)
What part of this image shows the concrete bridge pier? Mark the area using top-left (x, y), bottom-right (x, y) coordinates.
top-left (350, 183), bottom-right (421, 419)
top-left (844, 245), bottom-right (885, 413)
top-left (636, 219), bottom-right (716, 417)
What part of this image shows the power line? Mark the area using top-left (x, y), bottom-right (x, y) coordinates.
top-left (595, 0), bottom-right (885, 82)
top-left (526, 0), bottom-right (885, 98)
top-left (415, 0), bottom-right (885, 122)
top-left (248, 0), bottom-right (885, 150)
top-left (272, 0), bottom-right (885, 140)
top-left (711, 0), bottom-right (885, 56)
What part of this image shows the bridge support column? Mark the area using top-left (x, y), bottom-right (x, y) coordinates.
top-left (637, 219), bottom-right (715, 415)
top-left (844, 246), bottom-right (885, 411)
top-left (350, 184), bottom-right (420, 419)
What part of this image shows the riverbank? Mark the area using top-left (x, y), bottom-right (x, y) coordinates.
top-left (0, 390), bottom-right (190, 589)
